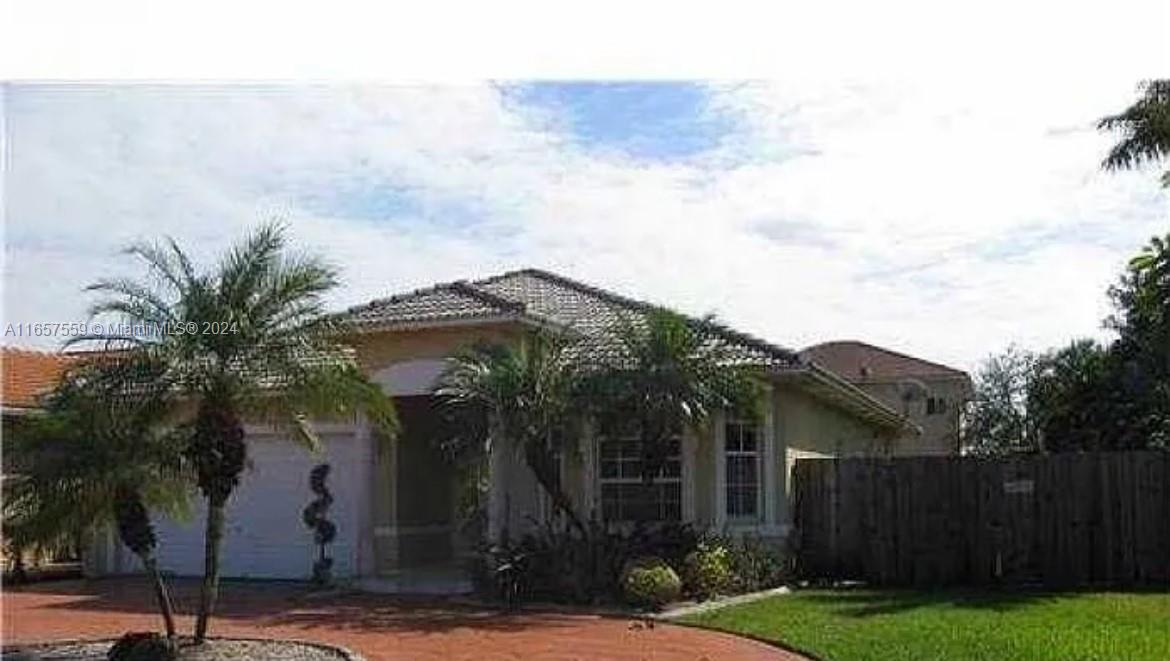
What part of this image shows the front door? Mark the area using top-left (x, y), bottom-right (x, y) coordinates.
top-left (393, 396), bottom-right (456, 568)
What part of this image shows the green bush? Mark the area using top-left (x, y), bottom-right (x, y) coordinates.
top-left (474, 518), bottom-right (699, 606)
top-left (621, 556), bottom-right (682, 609)
top-left (683, 542), bottom-right (733, 599)
top-left (726, 535), bottom-right (790, 592)
top-left (692, 533), bottom-right (791, 596)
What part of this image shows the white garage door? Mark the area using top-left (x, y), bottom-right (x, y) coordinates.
top-left (150, 429), bottom-right (368, 580)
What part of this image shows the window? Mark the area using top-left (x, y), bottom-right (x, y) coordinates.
top-left (599, 437), bottom-right (681, 522)
top-left (926, 396), bottom-right (947, 415)
top-left (725, 420), bottom-right (760, 519)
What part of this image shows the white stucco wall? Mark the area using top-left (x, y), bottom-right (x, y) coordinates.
top-left (97, 424), bottom-right (370, 580)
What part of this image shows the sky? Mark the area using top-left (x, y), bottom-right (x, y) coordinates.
top-left (2, 79), bottom-right (1168, 371)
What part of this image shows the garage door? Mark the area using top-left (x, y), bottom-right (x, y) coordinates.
top-left (151, 429), bottom-right (368, 580)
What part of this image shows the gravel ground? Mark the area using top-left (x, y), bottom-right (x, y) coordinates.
top-left (2, 638), bottom-right (353, 661)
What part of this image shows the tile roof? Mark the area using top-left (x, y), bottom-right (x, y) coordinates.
top-left (799, 340), bottom-right (969, 383)
top-left (342, 268), bottom-right (802, 369)
top-left (1, 348), bottom-right (82, 410)
top-left (343, 280), bottom-right (523, 328)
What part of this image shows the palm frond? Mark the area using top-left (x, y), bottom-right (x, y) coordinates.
top-left (1099, 79), bottom-right (1170, 183)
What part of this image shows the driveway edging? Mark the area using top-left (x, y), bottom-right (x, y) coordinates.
top-left (655, 586), bottom-right (791, 619)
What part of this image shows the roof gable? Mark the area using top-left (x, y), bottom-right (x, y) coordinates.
top-left (799, 340), bottom-right (968, 383)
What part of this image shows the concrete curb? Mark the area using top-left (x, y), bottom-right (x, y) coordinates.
top-left (2, 635), bottom-right (364, 661)
top-left (654, 586), bottom-right (791, 619)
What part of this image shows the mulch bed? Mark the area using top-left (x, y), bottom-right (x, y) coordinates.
top-left (2, 638), bottom-right (355, 661)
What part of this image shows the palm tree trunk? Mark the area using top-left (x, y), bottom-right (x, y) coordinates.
top-left (193, 498), bottom-right (225, 643)
top-left (525, 448), bottom-right (586, 536)
top-left (140, 552), bottom-right (177, 640)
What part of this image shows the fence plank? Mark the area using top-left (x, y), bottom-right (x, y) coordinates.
top-left (792, 452), bottom-right (1170, 586)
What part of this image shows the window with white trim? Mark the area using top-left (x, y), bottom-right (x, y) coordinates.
top-left (599, 437), bottom-right (681, 522)
top-left (724, 419), bottom-right (761, 519)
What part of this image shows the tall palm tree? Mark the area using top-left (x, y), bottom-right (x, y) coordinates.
top-left (434, 333), bottom-right (588, 535)
top-left (587, 310), bottom-right (762, 484)
top-left (1099, 79), bottom-right (1170, 186)
top-left (3, 358), bottom-right (187, 642)
top-left (74, 222), bottom-right (398, 642)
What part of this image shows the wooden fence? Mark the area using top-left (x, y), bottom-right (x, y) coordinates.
top-left (792, 452), bottom-right (1170, 586)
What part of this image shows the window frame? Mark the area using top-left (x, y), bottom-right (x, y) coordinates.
top-left (723, 417), bottom-right (763, 522)
top-left (597, 435), bottom-right (683, 523)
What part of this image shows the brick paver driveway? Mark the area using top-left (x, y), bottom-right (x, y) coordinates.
top-left (2, 578), bottom-right (800, 660)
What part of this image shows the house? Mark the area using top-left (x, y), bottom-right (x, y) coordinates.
top-left (2, 347), bottom-right (86, 573)
top-left (1, 347), bottom-right (81, 417)
top-left (800, 340), bottom-right (973, 455)
top-left (73, 269), bottom-right (917, 588)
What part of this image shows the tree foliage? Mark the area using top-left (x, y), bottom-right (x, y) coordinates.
top-left (1099, 80), bottom-right (1170, 186)
top-left (3, 358), bottom-right (187, 639)
top-left (584, 310), bottom-right (762, 483)
top-left (965, 234), bottom-right (1170, 453)
top-left (962, 345), bottom-right (1040, 455)
top-left (72, 222), bottom-right (398, 641)
top-left (435, 333), bottom-right (588, 534)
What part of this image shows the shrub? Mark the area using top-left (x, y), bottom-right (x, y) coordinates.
top-left (472, 517), bottom-right (700, 606)
top-left (698, 533), bottom-right (791, 594)
top-left (682, 541), bottom-right (733, 599)
top-left (107, 632), bottom-right (176, 661)
top-left (621, 556), bottom-right (681, 609)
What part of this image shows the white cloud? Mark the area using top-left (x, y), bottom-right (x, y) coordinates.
top-left (2, 79), bottom-right (1167, 373)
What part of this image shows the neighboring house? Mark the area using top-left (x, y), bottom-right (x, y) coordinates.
top-left (72, 269), bottom-right (916, 588)
top-left (800, 340), bottom-right (973, 456)
top-left (1, 347), bottom-right (80, 418)
top-left (1, 347), bottom-right (85, 570)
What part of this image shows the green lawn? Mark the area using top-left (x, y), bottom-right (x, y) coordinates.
top-left (678, 588), bottom-right (1170, 661)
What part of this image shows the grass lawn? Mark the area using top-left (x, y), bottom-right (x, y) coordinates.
top-left (678, 588), bottom-right (1170, 661)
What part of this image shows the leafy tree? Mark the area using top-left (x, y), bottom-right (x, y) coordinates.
top-left (1028, 340), bottom-right (1115, 452)
top-left (1104, 233), bottom-right (1170, 449)
top-left (435, 333), bottom-right (588, 535)
top-left (967, 234), bottom-right (1170, 454)
top-left (3, 358), bottom-right (187, 643)
top-left (962, 345), bottom-right (1041, 455)
top-left (585, 310), bottom-right (762, 483)
top-left (1099, 80), bottom-right (1170, 186)
top-left (74, 223), bottom-right (398, 642)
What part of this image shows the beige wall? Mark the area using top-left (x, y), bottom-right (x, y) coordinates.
top-left (350, 324), bottom-right (903, 561)
top-left (773, 384), bottom-right (893, 519)
top-left (348, 323), bottom-right (525, 374)
top-left (853, 378), bottom-right (969, 456)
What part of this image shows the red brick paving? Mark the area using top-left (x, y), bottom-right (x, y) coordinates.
top-left (2, 578), bottom-right (801, 660)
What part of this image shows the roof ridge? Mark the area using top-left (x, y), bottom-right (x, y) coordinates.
top-left (1, 346), bottom-right (74, 359)
top-left (344, 278), bottom-right (503, 314)
top-left (478, 268), bottom-right (801, 365)
top-left (802, 339), bottom-right (967, 376)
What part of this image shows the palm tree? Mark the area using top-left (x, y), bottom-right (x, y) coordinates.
top-left (1099, 79), bottom-right (1170, 186)
top-left (434, 333), bottom-right (588, 535)
top-left (587, 310), bottom-right (762, 484)
top-left (73, 222), bottom-right (398, 642)
top-left (3, 358), bottom-right (187, 642)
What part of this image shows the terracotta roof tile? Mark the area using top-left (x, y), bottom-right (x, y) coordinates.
top-left (1, 348), bottom-right (82, 410)
top-left (799, 340), bottom-right (968, 383)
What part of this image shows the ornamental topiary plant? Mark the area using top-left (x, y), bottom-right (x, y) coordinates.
top-left (302, 463), bottom-right (336, 587)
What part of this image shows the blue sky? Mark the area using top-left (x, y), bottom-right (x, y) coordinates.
top-left (3, 80), bottom-right (1167, 369)
top-left (503, 82), bottom-right (736, 160)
